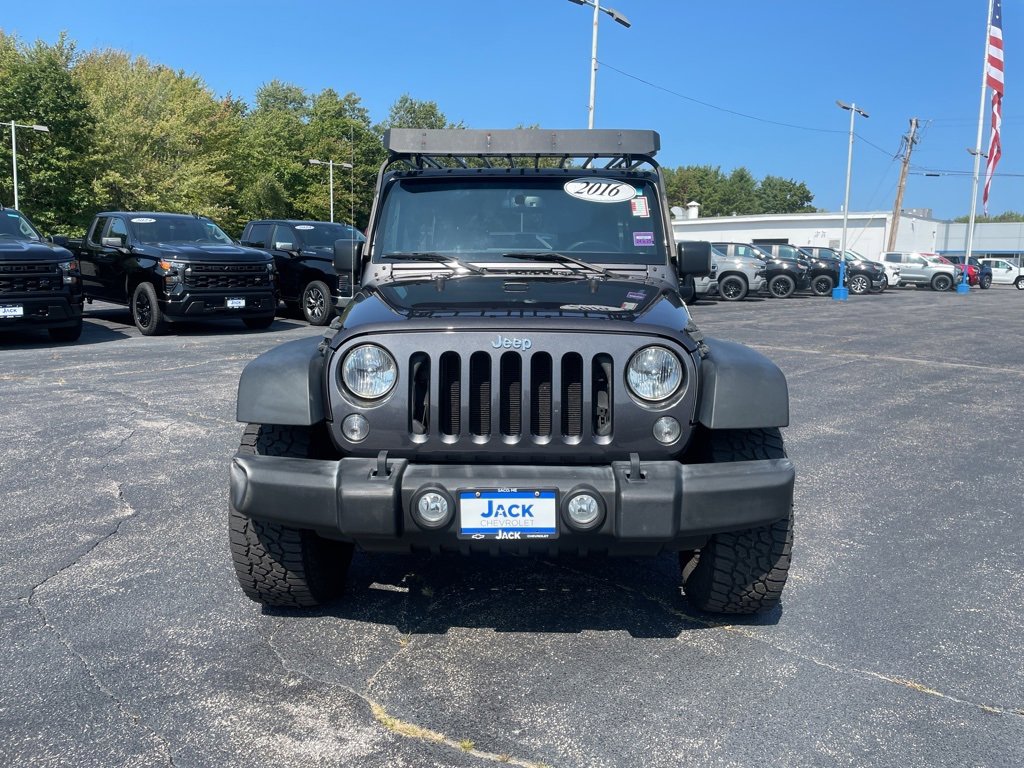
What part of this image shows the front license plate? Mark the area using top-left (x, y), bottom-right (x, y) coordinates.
top-left (458, 489), bottom-right (558, 540)
top-left (226, 298), bottom-right (246, 309)
top-left (0, 305), bottom-right (25, 318)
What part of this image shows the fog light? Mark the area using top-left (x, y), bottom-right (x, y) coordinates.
top-left (342, 414), bottom-right (369, 442)
top-left (653, 416), bottom-right (681, 444)
top-left (566, 493), bottom-right (600, 527)
top-left (416, 491), bottom-right (450, 526)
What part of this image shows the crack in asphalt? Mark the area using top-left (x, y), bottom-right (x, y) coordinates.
top-left (547, 560), bottom-right (1024, 720)
top-left (25, 482), bottom-right (179, 767)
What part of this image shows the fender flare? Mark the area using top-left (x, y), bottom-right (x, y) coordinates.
top-left (236, 336), bottom-right (327, 426)
top-left (697, 338), bottom-right (789, 429)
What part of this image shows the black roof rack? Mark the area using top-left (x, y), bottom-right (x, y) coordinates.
top-left (383, 128), bottom-right (660, 171)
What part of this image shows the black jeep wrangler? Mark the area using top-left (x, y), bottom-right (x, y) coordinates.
top-left (228, 130), bottom-right (796, 615)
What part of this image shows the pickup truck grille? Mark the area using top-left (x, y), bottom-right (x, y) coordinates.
top-left (0, 262), bottom-right (62, 295)
top-left (184, 263), bottom-right (269, 290)
top-left (408, 349), bottom-right (613, 442)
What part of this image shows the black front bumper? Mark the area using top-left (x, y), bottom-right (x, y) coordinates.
top-left (0, 293), bottom-right (84, 329)
top-left (229, 455), bottom-right (795, 555)
top-left (161, 290), bottom-right (276, 320)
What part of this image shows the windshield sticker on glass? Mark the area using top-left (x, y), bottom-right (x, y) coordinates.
top-left (630, 197), bottom-right (650, 217)
top-left (563, 178), bottom-right (637, 204)
top-left (633, 232), bottom-right (655, 247)
top-left (130, 217), bottom-right (156, 224)
top-left (620, 301), bottom-right (638, 311)
top-left (626, 290), bottom-right (647, 301)
top-left (295, 225), bottom-right (314, 230)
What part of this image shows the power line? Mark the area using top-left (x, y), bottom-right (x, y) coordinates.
top-left (598, 59), bottom-right (845, 135)
top-left (855, 133), bottom-right (899, 158)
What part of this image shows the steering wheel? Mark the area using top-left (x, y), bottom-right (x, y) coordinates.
top-left (566, 239), bottom-right (616, 251)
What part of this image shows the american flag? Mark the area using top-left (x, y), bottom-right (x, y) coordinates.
top-left (984, 0), bottom-right (1004, 214)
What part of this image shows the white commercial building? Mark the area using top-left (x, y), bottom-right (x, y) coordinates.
top-left (671, 207), bottom-right (1024, 262)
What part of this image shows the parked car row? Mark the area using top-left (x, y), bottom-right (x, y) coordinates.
top-left (0, 206), bottom-right (364, 341)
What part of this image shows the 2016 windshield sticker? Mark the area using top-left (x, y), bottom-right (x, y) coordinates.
top-left (130, 217), bottom-right (156, 224)
top-left (633, 232), bottom-right (655, 247)
top-left (630, 197), bottom-right (650, 217)
top-left (563, 178), bottom-right (637, 204)
top-left (295, 225), bottom-right (315, 230)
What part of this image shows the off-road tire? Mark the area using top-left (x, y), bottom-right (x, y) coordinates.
top-left (931, 273), bottom-right (953, 292)
top-left (980, 274), bottom-right (992, 289)
top-left (132, 282), bottom-right (167, 336)
top-left (48, 321), bottom-right (83, 342)
top-left (718, 274), bottom-right (748, 302)
top-left (811, 275), bottom-right (834, 296)
top-left (768, 274), bottom-right (795, 298)
top-left (301, 280), bottom-right (333, 326)
top-left (229, 424), bottom-right (352, 607)
top-left (242, 315), bottom-right (275, 330)
top-left (848, 274), bottom-right (870, 295)
top-left (682, 428), bottom-right (793, 614)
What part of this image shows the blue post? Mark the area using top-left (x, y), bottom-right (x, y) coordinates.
top-left (955, 264), bottom-right (971, 294)
top-left (832, 258), bottom-right (849, 301)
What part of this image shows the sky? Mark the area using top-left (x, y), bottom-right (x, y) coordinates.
top-left (3, 0), bottom-right (1019, 220)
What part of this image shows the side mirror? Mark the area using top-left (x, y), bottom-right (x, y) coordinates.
top-left (101, 236), bottom-right (126, 249)
top-left (333, 239), bottom-right (361, 297)
top-left (273, 241), bottom-right (295, 252)
top-left (676, 241), bottom-right (712, 278)
top-left (48, 234), bottom-right (69, 247)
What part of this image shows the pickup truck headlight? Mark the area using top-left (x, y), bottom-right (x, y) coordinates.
top-left (58, 260), bottom-right (79, 284)
top-left (626, 345), bottom-right (683, 402)
top-left (342, 344), bottom-right (398, 399)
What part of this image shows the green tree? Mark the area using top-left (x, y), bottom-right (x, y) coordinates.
top-left (720, 167), bottom-right (759, 216)
top-left (953, 210), bottom-right (1024, 223)
top-left (663, 165), bottom-right (728, 216)
top-left (74, 50), bottom-right (241, 227)
top-left (378, 94), bottom-right (462, 130)
top-left (0, 32), bottom-right (96, 233)
top-left (757, 175), bottom-right (816, 214)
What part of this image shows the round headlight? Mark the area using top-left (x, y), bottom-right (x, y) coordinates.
top-left (342, 344), bottom-right (398, 399)
top-left (626, 346), bottom-right (683, 402)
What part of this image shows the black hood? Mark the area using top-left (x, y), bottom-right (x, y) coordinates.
top-left (139, 242), bottom-right (271, 263)
top-left (339, 275), bottom-right (694, 334)
top-left (0, 238), bottom-right (74, 262)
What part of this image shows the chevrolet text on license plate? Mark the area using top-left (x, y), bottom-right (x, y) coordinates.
top-left (458, 489), bottom-right (557, 540)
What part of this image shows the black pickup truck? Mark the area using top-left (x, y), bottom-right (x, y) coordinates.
top-left (0, 207), bottom-right (84, 342)
top-left (240, 219), bottom-right (364, 325)
top-left (59, 212), bottom-right (277, 335)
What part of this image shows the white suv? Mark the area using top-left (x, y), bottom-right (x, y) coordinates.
top-left (979, 257), bottom-right (1024, 289)
top-left (881, 252), bottom-right (956, 291)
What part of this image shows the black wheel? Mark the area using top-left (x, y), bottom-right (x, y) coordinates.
top-left (879, 274), bottom-right (889, 292)
top-left (48, 321), bottom-right (83, 342)
top-left (848, 274), bottom-right (870, 295)
top-left (681, 428), bottom-right (793, 615)
top-left (301, 280), bottom-right (333, 326)
top-left (230, 424), bottom-right (353, 607)
top-left (811, 274), bottom-right (834, 296)
top-left (718, 274), bottom-right (748, 302)
top-left (767, 274), bottom-right (795, 298)
top-left (132, 282), bottom-right (167, 336)
top-left (980, 274), bottom-right (992, 289)
top-left (931, 273), bottom-right (953, 292)
top-left (1015, 276), bottom-right (1024, 290)
top-left (242, 315), bottom-right (275, 330)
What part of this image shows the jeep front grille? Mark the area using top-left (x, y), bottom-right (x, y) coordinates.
top-left (0, 262), bottom-right (62, 295)
top-left (184, 263), bottom-right (269, 290)
top-left (407, 350), bottom-right (613, 442)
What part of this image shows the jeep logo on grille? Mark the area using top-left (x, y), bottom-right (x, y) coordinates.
top-left (491, 335), bottom-right (532, 351)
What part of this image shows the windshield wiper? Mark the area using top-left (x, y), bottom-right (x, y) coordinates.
top-left (383, 252), bottom-right (487, 275)
top-left (499, 251), bottom-right (620, 278)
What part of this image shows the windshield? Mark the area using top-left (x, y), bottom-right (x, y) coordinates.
top-left (128, 215), bottom-right (234, 245)
top-left (296, 223), bottom-right (365, 248)
top-left (372, 176), bottom-right (667, 265)
top-left (0, 210), bottom-right (43, 241)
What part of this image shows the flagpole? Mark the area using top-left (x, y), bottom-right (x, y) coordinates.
top-left (965, 0), bottom-right (995, 264)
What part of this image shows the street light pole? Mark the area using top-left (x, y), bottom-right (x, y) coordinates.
top-left (835, 100), bottom-right (868, 301)
top-left (567, 0), bottom-right (631, 129)
top-left (4, 120), bottom-right (50, 210)
top-left (310, 158), bottom-right (354, 225)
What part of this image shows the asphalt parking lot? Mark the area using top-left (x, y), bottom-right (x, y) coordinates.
top-left (1, 288), bottom-right (1022, 768)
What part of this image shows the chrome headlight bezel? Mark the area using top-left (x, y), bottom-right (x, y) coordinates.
top-left (341, 344), bottom-right (398, 400)
top-left (625, 345), bottom-right (683, 403)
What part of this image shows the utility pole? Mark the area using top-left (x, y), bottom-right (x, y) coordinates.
top-left (885, 118), bottom-right (920, 253)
